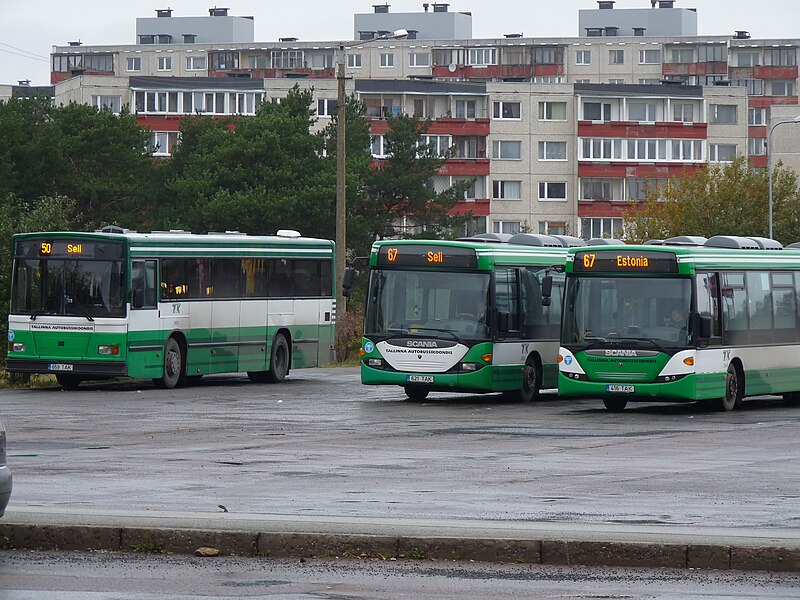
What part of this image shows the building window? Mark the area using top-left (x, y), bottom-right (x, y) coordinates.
top-left (468, 47), bottom-right (497, 66)
top-left (532, 75), bottom-right (565, 83)
top-left (764, 48), bottom-right (797, 67)
top-left (539, 182), bottom-right (567, 201)
top-left (230, 92), bottom-right (263, 115)
top-left (185, 56), bottom-right (206, 70)
top-left (538, 101), bottom-right (567, 121)
top-left (249, 54), bottom-right (269, 69)
top-left (583, 102), bottom-right (611, 121)
top-left (419, 135), bottom-right (452, 157)
top-left (737, 51), bottom-right (761, 67)
top-left (581, 217), bottom-right (623, 240)
top-left (732, 79), bottom-right (764, 95)
top-left (534, 46), bottom-right (564, 65)
top-left (271, 50), bottom-right (303, 69)
top-left (347, 53), bottom-right (362, 68)
top-left (576, 50), bottom-right (591, 65)
top-left (492, 180), bottom-right (522, 200)
top-left (379, 53), bottom-right (394, 67)
top-left (150, 131), bottom-right (180, 157)
top-left (628, 102), bottom-right (657, 122)
top-left (639, 78), bottom-right (661, 85)
top-left (627, 139), bottom-right (667, 161)
top-left (409, 52), bottom-right (430, 67)
top-left (710, 144), bottom-right (737, 163)
top-left (580, 138), bottom-right (623, 160)
top-left (370, 135), bottom-right (387, 158)
top-left (317, 98), bottom-right (337, 117)
top-left (493, 221), bottom-right (521, 235)
top-left (639, 49), bottom-right (661, 64)
top-left (310, 53), bottom-right (334, 69)
top-left (748, 137), bottom-right (766, 156)
top-left (126, 57), bottom-right (141, 72)
top-left (582, 178), bottom-right (613, 200)
top-left (671, 139), bottom-right (704, 161)
top-left (627, 178), bottom-right (663, 201)
top-left (672, 103), bottom-right (695, 123)
top-left (608, 78), bottom-right (625, 85)
top-left (609, 49), bottom-right (624, 64)
top-left (670, 48), bottom-right (694, 64)
top-left (493, 140), bottom-right (522, 160)
top-left (157, 56), bottom-right (172, 71)
top-left (455, 99), bottom-right (476, 119)
top-left (539, 221), bottom-right (567, 235)
top-left (493, 101), bottom-right (521, 120)
top-left (710, 104), bottom-right (737, 124)
top-left (699, 45), bottom-right (727, 63)
top-left (769, 80), bottom-right (796, 96)
top-left (91, 95), bottom-right (121, 114)
top-left (748, 107), bottom-right (767, 125)
top-left (538, 141), bottom-right (567, 161)
top-left (210, 51), bottom-right (239, 70)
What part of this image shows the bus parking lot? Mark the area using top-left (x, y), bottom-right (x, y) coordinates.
top-left (3, 366), bottom-right (800, 530)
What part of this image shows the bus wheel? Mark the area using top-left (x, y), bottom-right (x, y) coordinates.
top-left (519, 356), bottom-right (540, 402)
top-left (783, 392), bottom-right (800, 405)
top-left (154, 338), bottom-right (182, 389)
top-left (404, 386), bottom-right (429, 401)
top-left (718, 362), bottom-right (744, 411)
top-left (603, 398), bottom-right (627, 412)
top-left (56, 374), bottom-right (81, 390)
top-left (266, 334), bottom-right (289, 383)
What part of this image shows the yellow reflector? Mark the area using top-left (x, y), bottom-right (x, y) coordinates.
top-left (557, 354), bottom-right (563, 363)
top-left (683, 357), bottom-right (694, 366)
top-left (359, 348), bottom-right (366, 357)
top-left (481, 353), bottom-right (492, 363)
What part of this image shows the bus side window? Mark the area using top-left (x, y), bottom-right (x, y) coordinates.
top-left (495, 267), bottom-right (519, 334)
top-left (132, 260), bottom-right (157, 309)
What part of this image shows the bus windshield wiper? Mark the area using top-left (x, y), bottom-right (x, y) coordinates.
top-left (608, 336), bottom-right (667, 353)
top-left (29, 311), bottom-right (50, 321)
top-left (406, 327), bottom-right (466, 346)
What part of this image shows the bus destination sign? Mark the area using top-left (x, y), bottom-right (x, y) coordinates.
top-left (15, 240), bottom-right (125, 260)
top-left (573, 250), bottom-right (678, 274)
top-left (376, 244), bottom-right (478, 269)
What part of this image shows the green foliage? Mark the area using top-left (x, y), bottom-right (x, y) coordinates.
top-left (624, 157), bottom-right (800, 245)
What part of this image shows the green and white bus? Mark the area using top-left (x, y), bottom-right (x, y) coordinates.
top-left (356, 234), bottom-right (585, 401)
top-left (556, 235), bottom-right (800, 411)
top-left (6, 228), bottom-right (335, 389)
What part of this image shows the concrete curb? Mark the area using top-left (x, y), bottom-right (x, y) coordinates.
top-left (2, 510), bottom-right (799, 572)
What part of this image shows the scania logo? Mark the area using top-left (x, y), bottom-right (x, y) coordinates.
top-left (407, 340), bottom-right (438, 348)
top-left (605, 349), bottom-right (638, 357)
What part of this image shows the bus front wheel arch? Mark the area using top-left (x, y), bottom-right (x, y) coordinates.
top-left (718, 361), bottom-right (744, 412)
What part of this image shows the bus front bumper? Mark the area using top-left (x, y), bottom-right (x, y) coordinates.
top-left (361, 363), bottom-right (520, 393)
top-left (5, 358), bottom-right (128, 377)
top-left (557, 372), bottom-right (699, 402)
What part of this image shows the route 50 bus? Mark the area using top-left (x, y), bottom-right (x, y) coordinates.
top-left (355, 234), bottom-right (585, 401)
top-left (554, 235), bottom-right (800, 411)
top-left (6, 228), bottom-right (335, 389)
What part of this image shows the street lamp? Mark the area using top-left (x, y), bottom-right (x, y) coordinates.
top-left (335, 29), bottom-right (407, 325)
top-left (767, 114), bottom-right (800, 239)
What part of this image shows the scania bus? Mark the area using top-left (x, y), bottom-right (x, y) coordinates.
top-left (6, 228), bottom-right (335, 389)
top-left (555, 235), bottom-right (800, 411)
top-left (356, 233), bottom-right (584, 400)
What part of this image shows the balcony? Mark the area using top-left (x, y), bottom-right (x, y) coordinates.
top-left (662, 61), bottom-right (728, 76)
top-left (729, 65), bottom-right (798, 80)
top-left (578, 121), bottom-right (707, 139)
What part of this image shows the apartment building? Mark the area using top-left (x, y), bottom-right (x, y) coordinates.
top-left (48, 2), bottom-right (799, 238)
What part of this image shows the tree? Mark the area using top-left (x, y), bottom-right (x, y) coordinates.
top-left (361, 114), bottom-right (472, 246)
top-left (623, 157), bottom-right (800, 245)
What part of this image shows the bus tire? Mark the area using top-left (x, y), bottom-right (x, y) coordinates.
top-left (404, 386), bottom-right (429, 401)
top-left (519, 355), bottom-right (541, 402)
top-left (783, 392), bottom-right (800, 405)
top-left (154, 337), bottom-right (182, 389)
top-left (266, 334), bottom-right (289, 383)
top-left (603, 398), bottom-right (628, 412)
top-left (56, 374), bottom-right (81, 390)
top-left (718, 362), bottom-right (744, 411)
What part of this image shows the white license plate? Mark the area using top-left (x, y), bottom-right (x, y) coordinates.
top-left (407, 375), bottom-right (434, 384)
top-left (606, 384), bottom-right (634, 393)
top-left (49, 363), bottom-right (74, 372)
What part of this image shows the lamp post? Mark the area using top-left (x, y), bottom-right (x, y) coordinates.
top-left (767, 115), bottom-right (800, 239)
top-left (334, 30), bottom-right (407, 326)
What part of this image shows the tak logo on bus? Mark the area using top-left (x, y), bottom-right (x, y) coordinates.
top-left (387, 248), bottom-right (399, 262)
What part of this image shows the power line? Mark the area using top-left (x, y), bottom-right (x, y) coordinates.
top-left (0, 42), bottom-right (49, 62)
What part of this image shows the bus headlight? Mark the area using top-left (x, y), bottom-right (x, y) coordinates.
top-left (461, 362), bottom-right (478, 372)
top-left (9, 342), bottom-right (25, 353)
top-left (98, 344), bottom-right (120, 355)
top-left (366, 358), bottom-right (383, 368)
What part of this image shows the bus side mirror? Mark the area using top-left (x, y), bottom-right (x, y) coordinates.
top-left (699, 315), bottom-right (712, 338)
top-left (541, 275), bottom-right (553, 307)
top-left (497, 310), bottom-right (510, 333)
top-left (342, 268), bottom-right (355, 298)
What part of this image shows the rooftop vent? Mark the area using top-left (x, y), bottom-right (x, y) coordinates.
top-left (586, 28), bottom-right (604, 37)
top-left (551, 235), bottom-right (587, 248)
top-left (734, 30), bottom-right (751, 39)
top-left (432, 2), bottom-right (449, 12)
top-left (598, 1), bottom-right (615, 8)
top-left (605, 26), bottom-right (619, 36)
top-left (156, 8), bottom-right (173, 17)
top-left (208, 7), bottom-right (229, 16)
top-left (663, 235), bottom-right (708, 246)
top-left (17, 79), bottom-right (30, 86)
top-left (658, 0), bottom-right (675, 7)
top-left (507, 233), bottom-right (564, 247)
top-left (747, 236), bottom-right (783, 250)
top-left (587, 238), bottom-right (626, 245)
top-left (704, 235), bottom-right (762, 250)
top-left (373, 3), bottom-right (390, 12)
top-left (504, 33), bottom-right (523, 38)
top-left (277, 229), bottom-right (301, 238)
top-left (68, 40), bottom-right (82, 47)
top-left (183, 34), bottom-right (197, 43)
top-left (633, 27), bottom-right (646, 36)
top-left (406, 29), bottom-right (418, 39)
top-left (279, 37), bottom-right (298, 42)
top-left (457, 233), bottom-right (512, 243)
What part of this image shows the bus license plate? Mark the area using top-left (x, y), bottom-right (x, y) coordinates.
top-left (49, 363), bottom-right (74, 372)
top-left (407, 375), bottom-right (433, 384)
top-left (606, 384), bottom-right (634, 393)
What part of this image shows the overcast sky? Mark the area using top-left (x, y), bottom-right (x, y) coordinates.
top-left (1, 0), bottom-right (797, 86)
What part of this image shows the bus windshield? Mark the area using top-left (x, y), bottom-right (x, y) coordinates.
top-left (365, 269), bottom-right (491, 339)
top-left (11, 258), bottom-right (126, 319)
top-left (562, 276), bottom-right (692, 349)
